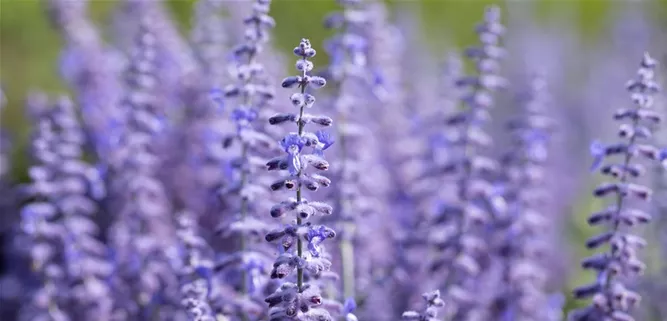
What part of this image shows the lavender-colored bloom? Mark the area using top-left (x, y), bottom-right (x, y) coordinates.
top-left (489, 75), bottom-right (562, 321)
top-left (569, 53), bottom-right (662, 321)
top-left (18, 96), bottom-right (112, 321)
top-left (660, 148), bottom-right (667, 168)
top-left (358, 4), bottom-right (428, 318)
top-left (5, 3), bottom-right (667, 321)
top-left (176, 211), bottom-right (215, 321)
top-left (18, 101), bottom-right (70, 321)
top-left (430, 6), bottom-right (507, 320)
top-left (406, 53), bottom-right (465, 298)
top-left (342, 297), bottom-right (358, 321)
top-left (644, 89), bottom-right (667, 319)
top-left (264, 38), bottom-right (334, 321)
top-left (401, 290), bottom-right (446, 321)
top-left (106, 17), bottom-right (179, 320)
top-left (321, 2), bottom-right (397, 312)
top-left (47, 0), bottom-right (125, 158)
top-left (589, 140), bottom-right (606, 172)
top-left (209, 1), bottom-right (279, 320)
top-left (191, 0), bottom-right (228, 87)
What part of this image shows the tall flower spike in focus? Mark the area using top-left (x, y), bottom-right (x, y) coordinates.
top-left (264, 38), bottom-right (335, 321)
top-left (569, 53), bottom-right (662, 321)
top-left (435, 6), bottom-right (507, 320)
top-left (211, 0), bottom-right (277, 319)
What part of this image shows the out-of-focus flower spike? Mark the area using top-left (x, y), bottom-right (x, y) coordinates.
top-left (107, 16), bottom-right (180, 320)
top-left (176, 210), bottom-right (215, 321)
top-left (191, 0), bottom-right (228, 87)
top-left (210, 1), bottom-right (278, 320)
top-left (433, 6), bottom-right (507, 320)
top-left (490, 73), bottom-right (562, 321)
top-left (402, 290), bottom-right (445, 321)
top-left (18, 95), bottom-right (113, 321)
top-left (321, 3), bottom-right (397, 318)
top-left (47, 0), bottom-right (125, 158)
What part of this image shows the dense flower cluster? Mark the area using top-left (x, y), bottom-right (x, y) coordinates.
top-left (18, 96), bottom-right (111, 321)
top-left (211, 0), bottom-right (278, 319)
top-left (263, 38), bottom-right (337, 321)
top-left (321, 0), bottom-right (386, 306)
top-left (434, 6), bottom-right (508, 320)
top-left (490, 75), bottom-right (562, 321)
top-left (1, 2), bottom-right (666, 321)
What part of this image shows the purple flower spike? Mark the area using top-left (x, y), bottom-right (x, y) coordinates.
top-left (570, 53), bottom-right (662, 321)
top-left (265, 38), bottom-right (334, 321)
top-left (211, 1), bottom-right (278, 318)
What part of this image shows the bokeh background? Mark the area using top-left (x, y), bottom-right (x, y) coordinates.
top-left (2, 0), bottom-right (667, 318)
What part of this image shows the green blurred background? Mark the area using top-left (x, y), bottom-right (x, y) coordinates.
top-left (2, 0), bottom-right (667, 317)
top-left (2, 0), bottom-right (667, 138)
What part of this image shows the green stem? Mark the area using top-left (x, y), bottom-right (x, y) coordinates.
top-left (237, 33), bottom-right (258, 321)
top-left (296, 57), bottom-right (307, 290)
top-left (341, 222), bottom-right (356, 298)
top-left (333, 80), bottom-right (355, 299)
top-left (441, 85), bottom-right (478, 292)
top-left (602, 112), bottom-right (640, 297)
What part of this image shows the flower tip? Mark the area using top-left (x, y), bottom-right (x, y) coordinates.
top-left (589, 140), bottom-right (605, 172)
top-left (308, 76), bottom-right (327, 89)
top-left (343, 297), bottom-right (357, 313)
top-left (660, 148), bottom-right (667, 168)
top-left (641, 52), bottom-right (657, 68)
top-left (281, 76), bottom-right (301, 88)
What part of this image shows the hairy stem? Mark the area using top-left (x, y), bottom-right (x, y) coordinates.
top-left (238, 33), bottom-right (258, 320)
top-left (296, 56), bottom-right (307, 290)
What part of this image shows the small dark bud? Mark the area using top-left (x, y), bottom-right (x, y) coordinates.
top-left (266, 157), bottom-right (283, 171)
top-left (307, 76), bottom-right (326, 89)
top-left (271, 180), bottom-right (285, 191)
top-left (223, 136), bottom-right (234, 148)
top-left (312, 116), bottom-right (333, 126)
top-left (574, 283), bottom-right (601, 299)
top-left (282, 76), bottom-right (302, 88)
top-left (266, 229), bottom-right (286, 242)
top-left (586, 231), bottom-right (614, 249)
top-left (269, 113), bottom-right (296, 125)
